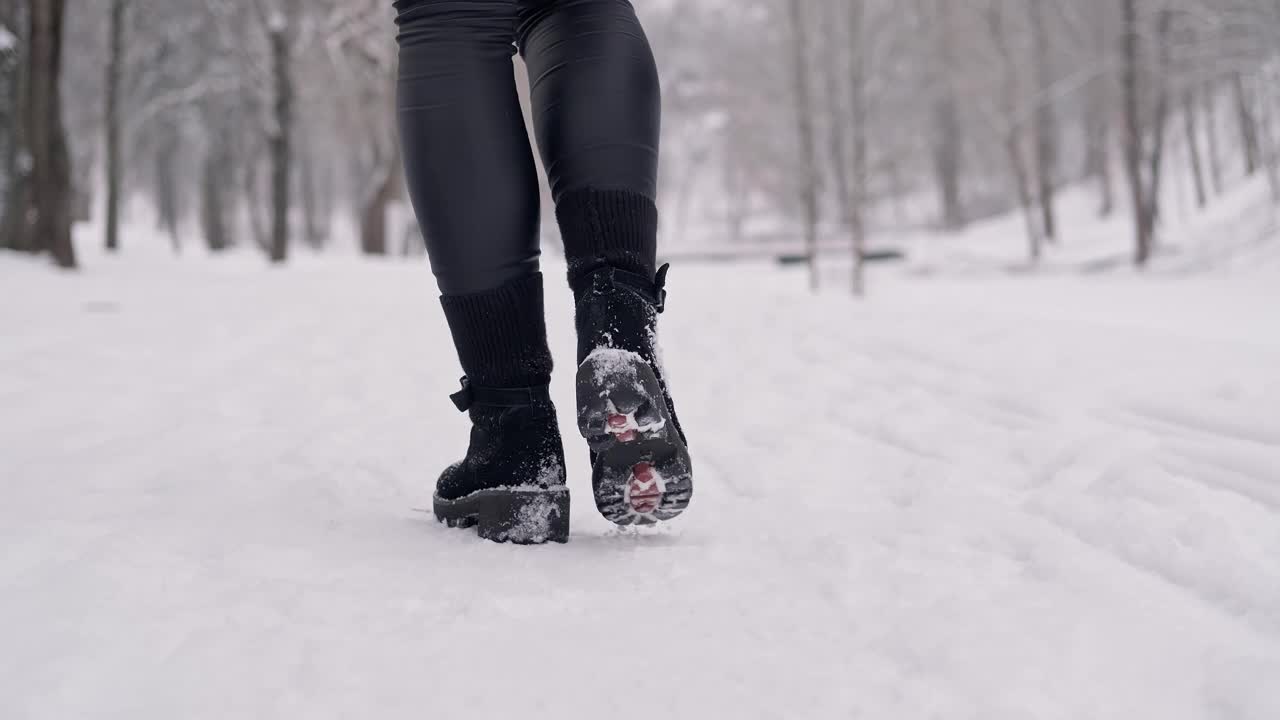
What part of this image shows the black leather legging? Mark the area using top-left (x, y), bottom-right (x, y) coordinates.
top-left (394, 0), bottom-right (661, 295)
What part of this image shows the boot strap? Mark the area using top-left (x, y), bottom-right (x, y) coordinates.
top-left (450, 377), bottom-right (552, 413)
top-left (571, 263), bottom-right (670, 313)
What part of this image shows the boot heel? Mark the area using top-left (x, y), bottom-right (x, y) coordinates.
top-left (478, 488), bottom-right (570, 544)
top-left (436, 487), bottom-right (570, 544)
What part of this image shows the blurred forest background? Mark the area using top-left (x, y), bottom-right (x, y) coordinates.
top-left (2, 0), bottom-right (1279, 292)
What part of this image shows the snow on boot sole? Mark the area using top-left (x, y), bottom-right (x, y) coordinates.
top-left (433, 487), bottom-right (570, 544)
top-left (576, 349), bottom-right (692, 526)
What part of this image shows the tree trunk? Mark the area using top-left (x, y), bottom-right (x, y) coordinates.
top-left (299, 129), bottom-right (328, 249)
top-left (848, 0), bottom-right (868, 297)
top-left (786, 0), bottom-right (820, 291)
top-left (201, 146), bottom-right (230, 252)
top-left (360, 163), bottom-right (394, 256)
top-left (1121, 0), bottom-right (1151, 267)
top-left (722, 150), bottom-right (747, 244)
top-left (359, 85), bottom-right (400, 256)
top-left (932, 91), bottom-right (963, 230)
top-left (1259, 83), bottom-right (1280, 204)
top-left (1203, 80), bottom-right (1223, 195)
top-left (155, 130), bottom-right (180, 252)
top-left (1233, 72), bottom-right (1260, 177)
top-left (822, 0), bottom-right (850, 231)
top-left (297, 115), bottom-right (333, 250)
top-left (888, 158), bottom-right (906, 226)
top-left (1097, 120), bottom-right (1115, 218)
top-left (1010, 132), bottom-right (1041, 264)
top-left (1, 0), bottom-right (74, 267)
top-left (103, 0), bottom-right (124, 253)
top-left (1084, 76), bottom-right (1115, 217)
top-left (267, 7), bottom-right (293, 264)
top-left (1182, 87), bottom-right (1207, 209)
top-left (245, 156), bottom-right (269, 255)
top-left (0, 1), bottom-right (17, 172)
top-left (932, 0), bottom-right (964, 231)
top-left (0, 1), bottom-right (22, 245)
top-left (1144, 11), bottom-right (1173, 231)
top-left (1084, 4), bottom-right (1114, 218)
top-left (986, 2), bottom-right (1040, 263)
top-left (1029, 0), bottom-right (1057, 242)
top-left (316, 151), bottom-right (333, 245)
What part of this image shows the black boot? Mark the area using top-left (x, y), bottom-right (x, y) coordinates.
top-left (433, 274), bottom-right (569, 544)
top-left (557, 190), bottom-right (692, 526)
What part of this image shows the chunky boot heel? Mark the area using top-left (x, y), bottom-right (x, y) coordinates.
top-left (435, 486), bottom-right (570, 544)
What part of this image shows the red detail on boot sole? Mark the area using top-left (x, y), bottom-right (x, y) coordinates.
top-left (628, 463), bottom-right (662, 514)
top-left (608, 414), bottom-right (637, 443)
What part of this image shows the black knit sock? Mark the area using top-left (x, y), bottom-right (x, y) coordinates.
top-left (556, 189), bottom-right (658, 283)
top-left (439, 273), bottom-right (553, 388)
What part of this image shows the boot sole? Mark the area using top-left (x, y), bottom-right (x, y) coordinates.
top-left (576, 349), bottom-right (693, 526)
top-left (433, 487), bottom-right (570, 544)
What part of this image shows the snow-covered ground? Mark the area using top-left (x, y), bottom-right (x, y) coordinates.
top-left (3, 224), bottom-right (1280, 718)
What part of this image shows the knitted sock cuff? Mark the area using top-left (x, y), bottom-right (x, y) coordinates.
top-left (555, 189), bottom-right (658, 281)
top-left (439, 272), bottom-right (553, 388)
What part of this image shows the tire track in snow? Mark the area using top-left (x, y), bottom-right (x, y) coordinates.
top-left (1023, 431), bottom-right (1280, 637)
top-left (1026, 500), bottom-right (1280, 636)
top-left (1102, 408), bottom-right (1280, 512)
top-left (1126, 402), bottom-right (1280, 447)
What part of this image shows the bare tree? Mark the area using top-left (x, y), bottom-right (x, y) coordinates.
top-left (1182, 85), bottom-right (1208, 209)
top-left (0, 0), bottom-right (74, 268)
top-left (200, 115), bottom-right (232, 252)
top-left (986, 0), bottom-right (1041, 263)
top-left (1029, 0), bottom-right (1057, 243)
top-left (1081, 0), bottom-right (1116, 218)
top-left (154, 125), bottom-right (180, 250)
top-left (1121, 1), bottom-right (1175, 268)
top-left (1233, 72), bottom-right (1260, 176)
top-left (930, 0), bottom-right (965, 230)
top-left (103, 0), bottom-right (127, 252)
top-left (1259, 67), bottom-right (1280, 203)
top-left (819, 0), bottom-right (871, 296)
top-left (1121, 0), bottom-right (1151, 266)
top-left (821, 1), bottom-right (850, 244)
top-left (1144, 10), bottom-right (1174, 230)
top-left (786, 0), bottom-right (820, 291)
top-left (1203, 78), bottom-right (1223, 195)
top-left (266, 0), bottom-right (296, 264)
top-left (0, 0), bottom-right (25, 222)
top-left (325, 1), bottom-right (400, 256)
top-left (847, 0), bottom-right (870, 296)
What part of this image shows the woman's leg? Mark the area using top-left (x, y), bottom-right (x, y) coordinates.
top-left (516, 0), bottom-right (661, 283)
top-left (396, 0), bottom-right (541, 296)
top-left (516, 0), bottom-right (692, 526)
top-left (395, 0), bottom-right (568, 544)
top-left (516, 0), bottom-right (661, 204)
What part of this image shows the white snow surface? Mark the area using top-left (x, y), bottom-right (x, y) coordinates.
top-left (3, 242), bottom-right (1280, 719)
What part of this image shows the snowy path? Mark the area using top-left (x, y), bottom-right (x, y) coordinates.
top-left (2, 253), bottom-right (1279, 719)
